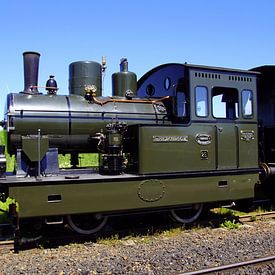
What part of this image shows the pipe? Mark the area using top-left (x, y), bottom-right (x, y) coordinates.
top-left (23, 51), bottom-right (40, 94)
top-left (37, 129), bottom-right (41, 179)
top-left (92, 95), bottom-right (171, 106)
top-left (120, 58), bottom-right (128, 72)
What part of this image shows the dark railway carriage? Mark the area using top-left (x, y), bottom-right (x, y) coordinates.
top-left (0, 52), bottom-right (272, 236)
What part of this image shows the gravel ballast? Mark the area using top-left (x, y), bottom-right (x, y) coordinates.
top-left (0, 220), bottom-right (274, 274)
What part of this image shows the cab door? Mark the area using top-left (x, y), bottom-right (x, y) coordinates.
top-left (216, 124), bottom-right (237, 169)
top-left (212, 87), bottom-right (239, 170)
top-left (238, 89), bottom-right (258, 168)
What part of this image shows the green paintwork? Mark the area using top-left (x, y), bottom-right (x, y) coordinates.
top-left (127, 122), bottom-right (258, 174)
top-left (9, 173), bottom-right (258, 218)
top-left (216, 124), bottom-right (237, 169)
top-left (238, 125), bottom-right (258, 168)
top-left (137, 125), bottom-right (216, 174)
top-left (22, 136), bottom-right (49, 161)
top-left (216, 124), bottom-right (258, 169)
top-left (69, 61), bottom-right (102, 97)
top-left (112, 70), bottom-right (137, 97)
top-left (7, 93), bottom-right (168, 154)
top-left (2, 60), bottom-right (263, 221)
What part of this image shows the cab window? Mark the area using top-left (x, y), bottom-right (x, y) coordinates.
top-left (242, 89), bottom-right (253, 117)
top-left (212, 87), bottom-right (239, 119)
top-left (195, 86), bottom-right (208, 117)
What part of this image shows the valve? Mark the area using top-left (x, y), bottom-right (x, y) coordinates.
top-left (84, 85), bottom-right (97, 101)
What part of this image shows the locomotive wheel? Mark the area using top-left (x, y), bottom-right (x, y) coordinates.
top-left (67, 213), bottom-right (108, 235)
top-left (170, 203), bottom-right (203, 224)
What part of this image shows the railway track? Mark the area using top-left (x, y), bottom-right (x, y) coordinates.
top-left (238, 211), bottom-right (275, 223)
top-left (181, 255), bottom-right (275, 275)
top-left (0, 210), bottom-right (274, 254)
top-left (0, 240), bottom-right (14, 253)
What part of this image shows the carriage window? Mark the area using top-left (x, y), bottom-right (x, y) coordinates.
top-left (242, 89), bottom-right (253, 117)
top-left (212, 87), bottom-right (239, 119)
top-left (195, 86), bottom-right (208, 117)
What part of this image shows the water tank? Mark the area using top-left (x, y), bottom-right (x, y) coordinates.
top-left (69, 61), bottom-right (102, 97)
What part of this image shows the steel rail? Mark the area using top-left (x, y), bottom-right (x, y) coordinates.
top-left (238, 211), bottom-right (275, 222)
top-left (180, 255), bottom-right (275, 275)
top-left (0, 240), bottom-right (14, 253)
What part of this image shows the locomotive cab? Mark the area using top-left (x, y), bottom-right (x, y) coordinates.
top-left (134, 63), bottom-right (259, 174)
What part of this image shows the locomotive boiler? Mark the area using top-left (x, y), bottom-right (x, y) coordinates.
top-left (4, 52), bottom-right (170, 175)
top-left (0, 51), bottom-right (274, 238)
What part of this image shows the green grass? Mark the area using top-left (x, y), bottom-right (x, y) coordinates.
top-left (157, 227), bottom-right (184, 238)
top-left (219, 219), bottom-right (241, 230)
top-left (211, 207), bottom-right (243, 230)
top-left (96, 234), bottom-right (121, 245)
top-left (95, 226), bottom-right (187, 246)
top-left (59, 153), bottom-right (98, 168)
top-left (0, 197), bottom-right (19, 223)
top-left (0, 130), bottom-right (15, 172)
top-left (211, 207), bottom-right (247, 217)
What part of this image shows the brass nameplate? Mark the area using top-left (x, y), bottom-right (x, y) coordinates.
top-left (240, 130), bottom-right (255, 142)
top-left (152, 136), bottom-right (188, 143)
top-left (196, 133), bottom-right (212, 145)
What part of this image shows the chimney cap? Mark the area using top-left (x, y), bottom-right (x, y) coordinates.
top-left (23, 51), bottom-right (40, 56)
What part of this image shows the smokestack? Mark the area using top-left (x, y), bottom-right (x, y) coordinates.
top-left (23, 51), bottom-right (40, 93)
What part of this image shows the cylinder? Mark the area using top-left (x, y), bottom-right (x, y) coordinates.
top-left (23, 51), bottom-right (40, 94)
top-left (69, 61), bottom-right (102, 97)
top-left (112, 58), bottom-right (137, 97)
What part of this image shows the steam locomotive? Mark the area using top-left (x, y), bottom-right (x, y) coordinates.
top-left (0, 51), bottom-right (274, 236)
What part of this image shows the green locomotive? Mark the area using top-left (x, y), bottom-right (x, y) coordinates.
top-left (0, 51), bottom-right (273, 236)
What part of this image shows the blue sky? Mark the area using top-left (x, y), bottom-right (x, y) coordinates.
top-left (0, 0), bottom-right (275, 116)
